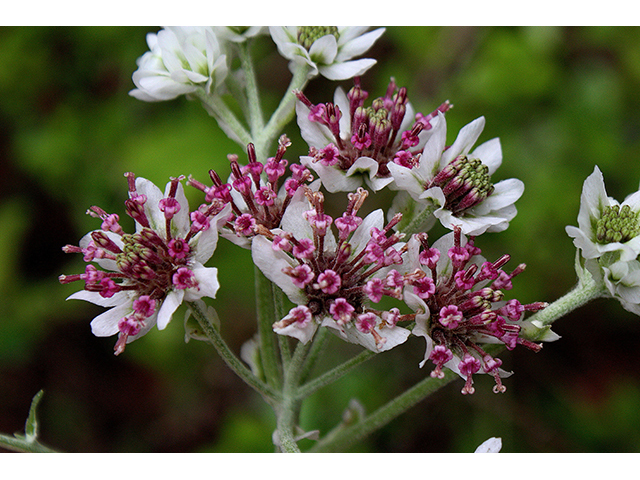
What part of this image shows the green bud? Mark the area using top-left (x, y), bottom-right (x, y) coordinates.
top-left (297, 26), bottom-right (339, 51)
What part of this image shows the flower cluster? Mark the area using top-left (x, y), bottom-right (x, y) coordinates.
top-left (389, 115), bottom-right (524, 236)
top-left (60, 174), bottom-right (228, 354)
top-left (62, 25), bottom-right (557, 397)
top-left (269, 26), bottom-right (385, 80)
top-left (130, 27), bottom-right (228, 102)
top-left (567, 166), bottom-right (640, 314)
top-left (295, 78), bottom-right (451, 192)
top-left (405, 227), bottom-right (549, 394)
top-left (187, 135), bottom-right (315, 248)
top-left (251, 186), bottom-right (412, 351)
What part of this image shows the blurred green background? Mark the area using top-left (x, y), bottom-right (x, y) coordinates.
top-left (2, 26), bottom-right (640, 452)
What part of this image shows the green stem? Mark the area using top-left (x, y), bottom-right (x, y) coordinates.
top-left (196, 90), bottom-right (253, 147)
top-left (0, 434), bottom-right (56, 453)
top-left (526, 273), bottom-right (606, 331)
top-left (296, 349), bottom-right (376, 400)
top-left (255, 266), bottom-right (282, 390)
top-left (257, 64), bottom-right (311, 155)
top-left (187, 300), bottom-right (278, 401)
top-left (309, 369), bottom-right (458, 452)
top-left (275, 341), bottom-right (311, 453)
top-left (239, 41), bottom-right (265, 141)
top-left (398, 203), bottom-right (437, 237)
top-left (298, 327), bottom-right (328, 385)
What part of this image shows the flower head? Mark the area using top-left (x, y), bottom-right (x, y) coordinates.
top-left (566, 166), bottom-right (640, 262)
top-left (405, 227), bottom-right (552, 394)
top-left (388, 115), bottom-right (524, 236)
top-left (188, 136), bottom-right (315, 248)
top-left (60, 174), bottom-right (228, 355)
top-left (296, 79), bottom-right (451, 192)
top-left (251, 187), bottom-right (411, 351)
top-left (269, 26), bottom-right (384, 80)
top-left (130, 27), bottom-right (228, 102)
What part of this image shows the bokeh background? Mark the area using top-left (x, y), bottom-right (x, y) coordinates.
top-left (2, 26), bottom-right (640, 452)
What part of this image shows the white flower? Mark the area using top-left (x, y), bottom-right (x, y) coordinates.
top-left (61, 174), bottom-right (228, 354)
top-left (388, 114), bottom-right (524, 236)
top-left (269, 26), bottom-right (384, 80)
top-left (566, 166), bottom-right (640, 262)
top-left (130, 27), bottom-right (228, 102)
top-left (474, 437), bottom-right (502, 453)
top-left (251, 187), bottom-right (410, 352)
top-left (295, 80), bottom-right (450, 192)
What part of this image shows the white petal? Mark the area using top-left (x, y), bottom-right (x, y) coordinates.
top-left (308, 34), bottom-right (338, 64)
top-left (318, 59), bottom-right (377, 81)
top-left (474, 179), bottom-right (524, 214)
top-left (471, 137), bottom-right (502, 174)
top-left (474, 437), bottom-right (502, 453)
top-left (251, 236), bottom-right (306, 305)
top-left (335, 28), bottom-right (385, 61)
top-left (441, 116), bottom-right (485, 168)
top-left (387, 163), bottom-right (427, 199)
top-left (186, 265), bottom-right (220, 301)
top-left (273, 319), bottom-right (318, 344)
top-left (90, 301), bottom-right (132, 337)
top-left (136, 177), bottom-right (166, 234)
top-left (157, 289), bottom-right (184, 330)
top-left (301, 157), bottom-right (362, 193)
top-left (67, 290), bottom-right (131, 308)
top-left (350, 209), bottom-right (384, 256)
top-left (577, 166), bottom-right (610, 233)
top-left (296, 103), bottom-right (335, 149)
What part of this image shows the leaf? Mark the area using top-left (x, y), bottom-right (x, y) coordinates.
top-left (24, 390), bottom-right (44, 443)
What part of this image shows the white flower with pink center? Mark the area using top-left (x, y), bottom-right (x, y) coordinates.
top-left (295, 79), bottom-right (450, 193)
top-left (251, 187), bottom-right (411, 352)
top-left (402, 227), bottom-right (556, 394)
top-left (60, 174), bottom-right (229, 355)
top-left (388, 115), bottom-right (524, 236)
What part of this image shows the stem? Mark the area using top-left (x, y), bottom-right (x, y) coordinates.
top-left (309, 369), bottom-right (458, 452)
top-left (255, 266), bottom-right (282, 390)
top-left (526, 272), bottom-right (606, 329)
top-left (0, 434), bottom-right (56, 453)
top-left (398, 203), bottom-right (437, 237)
top-left (275, 341), bottom-right (311, 453)
top-left (196, 90), bottom-right (253, 147)
top-left (186, 300), bottom-right (278, 401)
top-left (239, 41), bottom-right (265, 140)
top-left (296, 349), bottom-right (376, 400)
top-left (257, 64), bottom-right (311, 155)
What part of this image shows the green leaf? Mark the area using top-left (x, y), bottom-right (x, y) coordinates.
top-left (24, 389), bottom-right (44, 442)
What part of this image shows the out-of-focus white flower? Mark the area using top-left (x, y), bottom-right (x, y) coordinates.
top-left (60, 174), bottom-right (229, 355)
top-left (566, 166), bottom-right (640, 262)
top-left (130, 27), bottom-right (228, 102)
top-left (251, 187), bottom-right (411, 351)
top-left (269, 26), bottom-right (384, 80)
top-left (295, 79), bottom-right (450, 192)
top-left (474, 437), bottom-right (502, 453)
top-left (388, 115), bottom-right (524, 236)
